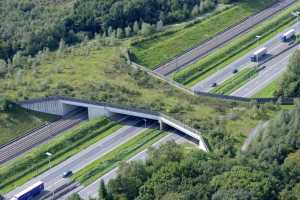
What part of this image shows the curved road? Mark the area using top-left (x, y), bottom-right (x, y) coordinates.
top-left (153, 0), bottom-right (295, 76)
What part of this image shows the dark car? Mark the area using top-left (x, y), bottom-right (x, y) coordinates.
top-left (62, 170), bottom-right (73, 178)
top-left (211, 82), bottom-right (218, 87)
top-left (233, 69), bottom-right (238, 74)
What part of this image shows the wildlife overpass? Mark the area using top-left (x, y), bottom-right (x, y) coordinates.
top-left (18, 96), bottom-right (208, 152)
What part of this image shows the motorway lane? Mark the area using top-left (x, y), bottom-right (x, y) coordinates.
top-left (231, 44), bottom-right (300, 97)
top-left (75, 132), bottom-right (192, 200)
top-left (192, 22), bottom-right (300, 93)
top-left (5, 117), bottom-right (148, 199)
top-left (0, 109), bottom-right (88, 164)
top-left (153, 0), bottom-right (295, 76)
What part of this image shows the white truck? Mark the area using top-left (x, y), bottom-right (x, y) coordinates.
top-left (281, 29), bottom-right (295, 42)
top-left (250, 47), bottom-right (267, 62)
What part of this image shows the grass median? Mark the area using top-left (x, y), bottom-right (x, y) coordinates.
top-left (73, 128), bottom-right (168, 186)
top-left (173, 2), bottom-right (300, 86)
top-left (0, 117), bottom-right (122, 194)
top-left (130, 0), bottom-right (275, 68)
top-left (211, 68), bottom-right (257, 95)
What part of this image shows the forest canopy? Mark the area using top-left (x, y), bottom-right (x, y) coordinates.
top-left (0, 0), bottom-right (237, 60)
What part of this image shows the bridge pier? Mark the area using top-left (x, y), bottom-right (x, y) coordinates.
top-left (159, 120), bottom-right (165, 130)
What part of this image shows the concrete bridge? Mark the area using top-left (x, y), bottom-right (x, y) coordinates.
top-left (18, 96), bottom-right (209, 152)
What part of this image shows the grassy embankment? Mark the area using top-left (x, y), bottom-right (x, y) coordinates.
top-left (0, 38), bottom-right (283, 154)
top-left (0, 117), bottom-right (122, 193)
top-left (0, 105), bottom-right (56, 146)
top-left (73, 128), bottom-right (168, 186)
top-left (173, 1), bottom-right (300, 87)
top-left (211, 68), bottom-right (257, 95)
top-left (130, 0), bottom-right (276, 69)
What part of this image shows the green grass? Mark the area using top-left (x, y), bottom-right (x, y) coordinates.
top-left (0, 117), bottom-right (122, 193)
top-left (173, 2), bottom-right (300, 86)
top-left (0, 105), bottom-right (56, 146)
top-left (0, 36), bottom-right (285, 154)
top-left (211, 68), bottom-right (257, 95)
top-left (253, 76), bottom-right (283, 98)
top-left (73, 128), bottom-right (168, 185)
top-left (130, 0), bottom-right (276, 68)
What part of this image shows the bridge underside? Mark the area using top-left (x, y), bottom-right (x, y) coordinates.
top-left (19, 98), bottom-right (208, 152)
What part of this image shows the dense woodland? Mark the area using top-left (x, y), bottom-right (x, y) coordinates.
top-left (66, 105), bottom-right (300, 200)
top-left (0, 0), bottom-right (238, 61)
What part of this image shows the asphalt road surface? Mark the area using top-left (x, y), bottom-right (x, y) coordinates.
top-left (231, 44), bottom-right (300, 97)
top-left (0, 109), bottom-right (88, 164)
top-left (5, 117), bottom-right (148, 200)
top-left (153, 0), bottom-right (295, 76)
top-left (74, 132), bottom-right (192, 200)
top-left (192, 22), bottom-right (300, 93)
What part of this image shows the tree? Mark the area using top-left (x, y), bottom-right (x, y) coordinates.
top-left (108, 161), bottom-right (149, 200)
top-left (0, 59), bottom-right (7, 75)
top-left (133, 21), bottom-right (140, 34)
top-left (210, 166), bottom-right (277, 200)
top-left (282, 151), bottom-right (300, 184)
top-left (125, 26), bottom-right (132, 37)
top-left (116, 28), bottom-right (125, 39)
top-left (156, 20), bottom-right (164, 32)
top-left (141, 22), bottom-right (153, 36)
top-left (99, 180), bottom-right (108, 200)
top-left (12, 51), bottom-right (27, 68)
top-left (0, 95), bottom-right (10, 111)
top-left (276, 49), bottom-right (300, 97)
top-left (191, 5), bottom-right (199, 17)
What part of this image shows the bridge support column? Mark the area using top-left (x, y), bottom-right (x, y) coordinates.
top-left (159, 120), bottom-right (164, 130)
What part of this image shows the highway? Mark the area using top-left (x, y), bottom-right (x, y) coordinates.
top-left (231, 44), bottom-right (300, 97)
top-left (153, 0), bottom-right (295, 76)
top-left (5, 117), bottom-right (148, 200)
top-left (0, 109), bottom-right (88, 164)
top-left (65, 131), bottom-right (192, 200)
top-left (192, 22), bottom-right (300, 93)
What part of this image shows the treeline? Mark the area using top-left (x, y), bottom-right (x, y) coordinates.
top-left (276, 49), bottom-right (300, 97)
top-left (0, 0), bottom-right (239, 61)
top-left (67, 105), bottom-right (300, 200)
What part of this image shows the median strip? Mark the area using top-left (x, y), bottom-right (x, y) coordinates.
top-left (73, 128), bottom-right (167, 186)
top-left (211, 68), bottom-right (258, 95)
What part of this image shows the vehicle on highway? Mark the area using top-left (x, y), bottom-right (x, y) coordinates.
top-left (62, 170), bottom-right (73, 178)
top-left (211, 83), bottom-right (218, 87)
top-left (281, 29), bottom-right (295, 42)
top-left (250, 47), bottom-right (267, 62)
top-left (11, 181), bottom-right (44, 200)
top-left (233, 69), bottom-right (238, 74)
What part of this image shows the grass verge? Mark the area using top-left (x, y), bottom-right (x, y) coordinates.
top-left (130, 0), bottom-right (275, 68)
top-left (0, 117), bottom-right (122, 194)
top-left (211, 68), bottom-right (257, 95)
top-left (0, 105), bottom-right (56, 146)
top-left (253, 75), bottom-right (283, 98)
top-left (173, 2), bottom-right (300, 86)
top-left (73, 128), bottom-right (167, 186)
